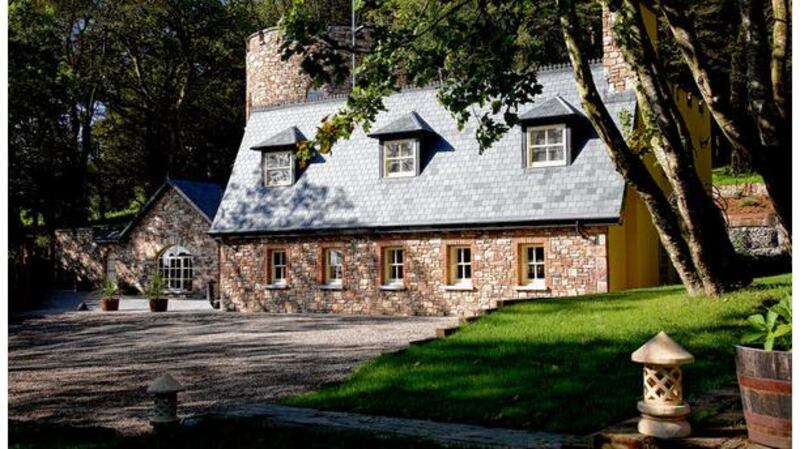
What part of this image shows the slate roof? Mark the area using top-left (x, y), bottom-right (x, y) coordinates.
top-left (210, 64), bottom-right (635, 235)
top-left (519, 95), bottom-right (583, 122)
top-left (168, 179), bottom-right (226, 221)
top-left (367, 111), bottom-right (436, 138)
top-left (115, 178), bottom-right (224, 240)
top-left (251, 126), bottom-right (307, 151)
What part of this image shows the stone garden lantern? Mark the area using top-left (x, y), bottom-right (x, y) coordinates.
top-left (631, 331), bottom-right (694, 439)
top-left (147, 373), bottom-right (184, 427)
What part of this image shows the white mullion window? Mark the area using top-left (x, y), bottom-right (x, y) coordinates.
top-left (271, 250), bottom-right (287, 285)
top-left (158, 245), bottom-right (194, 293)
top-left (383, 139), bottom-right (417, 177)
top-left (264, 150), bottom-right (293, 186)
top-left (449, 246), bottom-right (472, 286)
top-left (383, 248), bottom-right (404, 286)
top-left (325, 249), bottom-right (344, 286)
top-left (527, 124), bottom-right (567, 168)
top-left (522, 246), bottom-right (546, 288)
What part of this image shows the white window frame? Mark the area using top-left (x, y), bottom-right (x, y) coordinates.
top-left (383, 247), bottom-right (404, 286)
top-left (158, 245), bottom-right (194, 293)
top-left (325, 248), bottom-right (344, 286)
top-left (263, 150), bottom-right (294, 187)
top-left (382, 139), bottom-right (418, 178)
top-left (271, 250), bottom-right (287, 286)
top-left (526, 124), bottom-right (568, 168)
top-left (449, 246), bottom-right (472, 286)
top-left (521, 245), bottom-right (546, 289)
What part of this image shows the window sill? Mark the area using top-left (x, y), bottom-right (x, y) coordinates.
top-left (319, 284), bottom-right (344, 291)
top-left (443, 284), bottom-right (475, 292)
top-left (379, 285), bottom-right (407, 291)
top-left (514, 285), bottom-right (549, 292)
top-left (266, 284), bottom-right (289, 290)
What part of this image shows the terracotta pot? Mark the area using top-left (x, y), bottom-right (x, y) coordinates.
top-left (100, 298), bottom-right (120, 311)
top-left (149, 298), bottom-right (169, 312)
top-left (736, 345), bottom-right (792, 448)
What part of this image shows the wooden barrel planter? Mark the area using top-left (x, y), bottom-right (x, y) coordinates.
top-left (736, 345), bottom-right (792, 448)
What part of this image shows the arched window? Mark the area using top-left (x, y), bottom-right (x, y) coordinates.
top-left (158, 245), bottom-right (194, 292)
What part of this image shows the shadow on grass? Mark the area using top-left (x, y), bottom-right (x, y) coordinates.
top-left (285, 275), bottom-right (792, 435)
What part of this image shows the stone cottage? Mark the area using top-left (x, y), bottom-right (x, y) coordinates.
top-left (55, 178), bottom-right (224, 298)
top-left (209, 9), bottom-right (712, 316)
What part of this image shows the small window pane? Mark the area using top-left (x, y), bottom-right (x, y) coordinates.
top-left (536, 265), bottom-right (545, 279)
top-left (548, 146), bottom-right (565, 161)
top-left (532, 147), bottom-right (547, 162)
top-left (535, 247), bottom-right (544, 260)
top-left (533, 130), bottom-right (546, 145)
top-left (548, 128), bottom-right (563, 144)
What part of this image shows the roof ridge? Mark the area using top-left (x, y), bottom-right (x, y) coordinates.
top-left (249, 60), bottom-right (603, 114)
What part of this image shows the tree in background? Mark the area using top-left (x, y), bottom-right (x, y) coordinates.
top-left (9, 0), bottom-right (353, 244)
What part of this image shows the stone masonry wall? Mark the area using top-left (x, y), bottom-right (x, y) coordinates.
top-left (54, 188), bottom-right (218, 298)
top-left (246, 26), bottom-right (366, 115)
top-left (54, 228), bottom-right (108, 285)
top-left (219, 226), bottom-right (609, 316)
top-left (602, 6), bottom-right (635, 93)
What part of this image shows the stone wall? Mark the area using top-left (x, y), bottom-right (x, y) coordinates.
top-left (246, 26), bottom-right (366, 115)
top-left (219, 226), bottom-right (609, 316)
top-left (54, 228), bottom-right (107, 285)
top-left (602, 6), bottom-right (635, 93)
top-left (54, 188), bottom-right (218, 298)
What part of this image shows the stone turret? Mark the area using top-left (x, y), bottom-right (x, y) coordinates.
top-left (245, 26), bottom-right (364, 116)
top-left (602, 4), bottom-right (658, 93)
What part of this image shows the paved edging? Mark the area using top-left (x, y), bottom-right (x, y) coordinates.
top-left (187, 404), bottom-right (587, 448)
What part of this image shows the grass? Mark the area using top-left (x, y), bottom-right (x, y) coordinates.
top-left (284, 274), bottom-right (792, 434)
top-left (712, 167), bottom-right (764, 186)
top-left (9, 419), bottom-right (445, 449)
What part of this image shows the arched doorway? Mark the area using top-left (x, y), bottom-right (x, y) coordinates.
top-left (158, 245), bottom-right (194, 293)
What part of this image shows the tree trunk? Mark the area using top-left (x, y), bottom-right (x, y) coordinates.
top-left (556, 0), bottom-right (704, 295)
top-left (659, 0), bottom-right (791, 242)
top-left (611, 0), bottom-right (750, 295)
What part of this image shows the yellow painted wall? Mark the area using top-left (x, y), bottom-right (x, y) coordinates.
top-left (607, 5), bottom-right (713, 290)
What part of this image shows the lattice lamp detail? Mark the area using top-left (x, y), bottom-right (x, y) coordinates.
top-left (631, 331), bottom-right (694, 439)
top-left (147, 373), bottom-right (184, 428)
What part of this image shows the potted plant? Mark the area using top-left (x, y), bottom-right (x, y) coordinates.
top-left (737, 296), bottom-right (792, 448)
top-left (145, 272), bottom-right (168, 312)
top-left (99, 278), bottom-right (120, 311)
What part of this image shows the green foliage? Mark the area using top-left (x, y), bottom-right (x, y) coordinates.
top-left (741, 296), bottom-right (792, 351)
top-left (280, 0), bottom-right (601, 161)
top-left (712, 166), bottom-right (764, 186)
top-left (100, 278), bottom-right (119, 298)
top-left (143, 272), bottom-right (164, 300)
top-left (287, 274), bottom-right (791, 433)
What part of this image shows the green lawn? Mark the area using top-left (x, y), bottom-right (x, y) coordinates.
top-left (712, 167), bottom-right (764, 186)
top-left (285, 274), bottom-right (792, 434)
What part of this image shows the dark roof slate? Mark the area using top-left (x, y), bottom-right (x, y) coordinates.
top-left (169, 179), bottom-right (225, 221)
top-left (519, 95), bottom-right (583, 121)
top-left (114, 178), bottom-right (224, 240)
top-left (367, 111), bottom-right (436, 138)
top-left (211, 65), bottom-right (635, 235)
top-left (251, 126), bottom-right (306, 151)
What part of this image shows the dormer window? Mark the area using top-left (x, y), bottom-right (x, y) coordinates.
top-left (250, 126), bottom-right (306, 188)
top-left (527, 124), bottom-right (567, 168)
top-left (519, 95), bottom-right (582, 169)
top-left (368, 111), bottom-right (435, 179)
top-left (383, 139), bottom-right (417, 178)
top-left (264, 151), bottom-right (294, 186)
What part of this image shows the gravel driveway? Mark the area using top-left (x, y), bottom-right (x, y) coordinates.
top-left (9, 311), bottom-right (457, 434)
